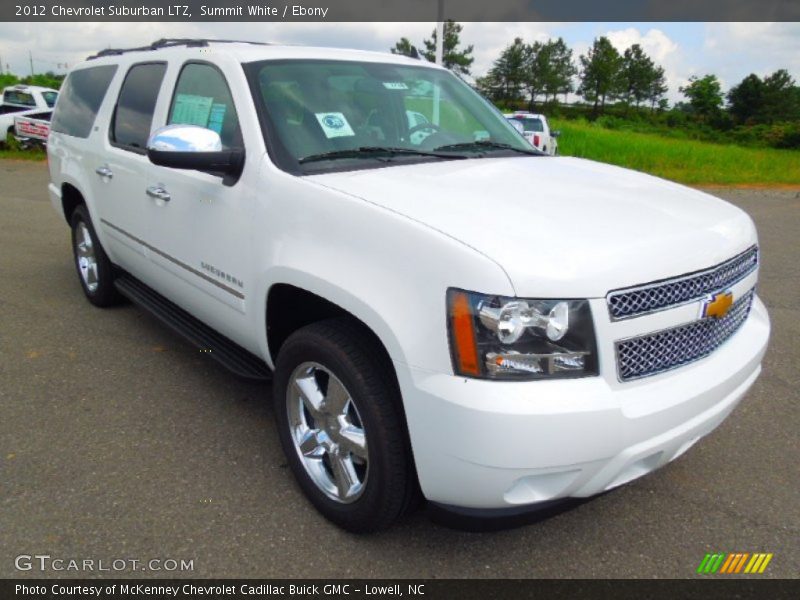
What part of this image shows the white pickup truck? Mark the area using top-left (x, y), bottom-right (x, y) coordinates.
top-left (0, 84), bottom-right (58, 145)
top-left (505, 111), bottom-right (559, 155)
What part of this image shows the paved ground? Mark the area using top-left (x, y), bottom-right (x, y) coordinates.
top-left (1, 160), bottom-right (798, 579)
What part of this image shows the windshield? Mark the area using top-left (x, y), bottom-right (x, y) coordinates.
top-left (42, 91), bottom-right (58, 107)
top-left (245, 59), bottom-right (539, 174)
top-left (507, 116), bottom-right (544, 133)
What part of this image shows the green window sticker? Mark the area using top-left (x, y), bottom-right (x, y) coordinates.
top-left (315, 112), bottom-right (355, 138)
top-left (171, 94), bottom-right (213, 128)
top-left (207, 103), bottom-right (227, 134)
top-left (383, 82), bottom-right (409, 90)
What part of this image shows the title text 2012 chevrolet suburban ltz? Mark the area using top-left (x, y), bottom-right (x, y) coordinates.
top-left (47, 39), bottom-right (770, 532)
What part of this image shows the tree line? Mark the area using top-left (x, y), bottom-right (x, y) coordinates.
top-left (391, 22), bottom-right (800, 128)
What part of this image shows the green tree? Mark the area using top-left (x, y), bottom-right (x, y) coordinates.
top-left (539, 38), bottom-right (577, 103)
top-left (760, 69), bottom-right (800, 123)
top-left (481, 37), bottom-right (528, 103)
top-left (578, 36), bottom-right (622, 115)
top-left (422, 20), bottom-right (474, 76)
top-left (679, 74), bottom-right (724, 120)
top-left (522, 40), bottom-right (546, 108)
top-left (648, 65), bottom-right (669, 110)
top-left (727, 73), bottom-right (764, 123)
top-left (390, 37), bottom-right (418, 59)
top-left (618, 44), bottom-right (665, 110)
top-left (0, 72), bottom-right (20, 89)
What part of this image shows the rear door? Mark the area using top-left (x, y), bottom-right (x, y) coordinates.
top-left (92, 62), bottom-right (167, 277)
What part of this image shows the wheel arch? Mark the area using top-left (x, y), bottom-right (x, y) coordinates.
top-left (61, 182), bottom-right (85, 225)
top-left (264, 278), bottom-right (406, 374)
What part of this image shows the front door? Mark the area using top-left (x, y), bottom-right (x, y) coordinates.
top-left (144, 61), bottom-right (256, 348)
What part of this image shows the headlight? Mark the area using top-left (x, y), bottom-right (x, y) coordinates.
top-left (447, 289), bottom-right (598, 380)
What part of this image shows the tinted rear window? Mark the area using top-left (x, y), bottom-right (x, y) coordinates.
top-left (111, 63), bottom-right (166, 151)
top-left (508, 116), bottom-right (544, 132)
top-left (51, 65), bottom-right (117, 138)
top-left (3, 90), bottom-right (35, 106)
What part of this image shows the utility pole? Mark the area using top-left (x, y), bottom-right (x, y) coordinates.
top-left (29, 50), bottom-right (34, 77)
top-left (433, 0), bottom-right (444, 126)
top-left (435, 0), bottom-right (444, 66)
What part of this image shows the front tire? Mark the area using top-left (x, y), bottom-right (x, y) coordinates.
top-left (70, 204), bottom-right (121, 307)
top-left (273, 319), bottom-right (414, 532)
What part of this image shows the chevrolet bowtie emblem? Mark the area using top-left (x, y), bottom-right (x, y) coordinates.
top-left (703, 291), bottom-right (734, 319)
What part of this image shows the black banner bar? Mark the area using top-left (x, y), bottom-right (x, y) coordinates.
top-left (2, 0), bottom-right (800, 22)
top-left (3, 579), bottom-right (800, 600)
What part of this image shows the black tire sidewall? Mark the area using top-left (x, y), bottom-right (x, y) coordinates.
top-left (70, 205), bottom-right (119, 306)
top-left (273, 321), bottom-right (409, 532)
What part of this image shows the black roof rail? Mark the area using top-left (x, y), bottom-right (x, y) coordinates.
top-left (87, 38), bottom-right (271, 60)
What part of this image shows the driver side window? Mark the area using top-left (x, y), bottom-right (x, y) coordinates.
top-left (168, 63), bottom-right (242, 149)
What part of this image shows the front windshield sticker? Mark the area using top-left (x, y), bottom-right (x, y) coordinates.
top-left (382, 82), bottom-right (409, 90)
top-left (315, 112), bottom-right (355, 139)
top-left (172, 93), bottom-right (213, 128)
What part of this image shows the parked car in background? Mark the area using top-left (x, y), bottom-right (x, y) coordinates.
top-left (0, 85), bottom-right (58, 146)
top-left (505, 111), bottom-right (559, 155)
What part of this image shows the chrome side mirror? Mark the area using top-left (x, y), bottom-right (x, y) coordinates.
top-left (146, 124), bottom-right (244, 184)
top-left (551, 130), bottom-right (561, 138)
top-left (147, 124), bottom-right (223, 153)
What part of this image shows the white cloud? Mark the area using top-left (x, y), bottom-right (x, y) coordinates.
top-left (602, 27), bottom-right (687, 102)
top-left (605, 27), bottom-right (679, 63)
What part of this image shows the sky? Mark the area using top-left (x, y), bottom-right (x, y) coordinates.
top-left (0, 21), bottom-right (798, 103)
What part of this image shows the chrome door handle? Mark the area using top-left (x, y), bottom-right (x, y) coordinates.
top-left (146, 185), bottom-right (171, 203)
top-left (94, 166), bottom-right (113, 179)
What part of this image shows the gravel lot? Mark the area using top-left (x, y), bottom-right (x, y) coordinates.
top-left (1, 160), bottom-right (798, 578)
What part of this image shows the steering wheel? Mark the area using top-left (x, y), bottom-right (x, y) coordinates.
top-left (408, 122), bottom-right (443, 136)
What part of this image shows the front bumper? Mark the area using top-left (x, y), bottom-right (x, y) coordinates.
top-left (397, 295), bottom-right (770, 509)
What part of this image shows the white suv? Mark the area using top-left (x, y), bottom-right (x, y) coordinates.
top-left (47, 39), bottom-right (770, 532)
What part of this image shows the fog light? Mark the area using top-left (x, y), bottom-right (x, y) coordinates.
top-left (487, 350), bottom-right (588, 376)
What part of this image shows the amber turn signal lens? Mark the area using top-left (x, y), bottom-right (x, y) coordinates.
top-left (449, 291), bottom-right (480, 376)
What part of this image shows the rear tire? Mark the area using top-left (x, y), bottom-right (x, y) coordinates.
top-left (273, 318), bottom-right (415, 532)
top-left (70, 204), bottom-right (122, 307)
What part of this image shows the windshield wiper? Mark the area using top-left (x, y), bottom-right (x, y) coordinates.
top-left (298, 146), bottom-right (469, 164)
top-left (432, 140), bottom-right (542, 156)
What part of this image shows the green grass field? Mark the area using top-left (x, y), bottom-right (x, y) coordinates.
top-left (551, 118), bottom-right (800, 186)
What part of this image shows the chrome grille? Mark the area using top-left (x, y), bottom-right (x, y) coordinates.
top-left (607, 246), bottom-right (758, 320)
top-left (616, 290), bottom-right (754, 381)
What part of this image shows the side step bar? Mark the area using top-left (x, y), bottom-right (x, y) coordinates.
top-left (114, 274), bottom-right (272, 381)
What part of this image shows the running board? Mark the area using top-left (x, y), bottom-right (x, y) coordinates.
top-left (114, 274), bottom-right (272, 381)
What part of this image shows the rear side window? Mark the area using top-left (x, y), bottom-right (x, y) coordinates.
top-left (51, 65), bottom-right (117, 138)
top-left (168, 63), bottom-right (242, 149)
top-left (42, 91), bottom-right (58, 107)
top-left (111, 63), bottom-right (166, 151)
top-left (3, 90), bottom-right (35, 106)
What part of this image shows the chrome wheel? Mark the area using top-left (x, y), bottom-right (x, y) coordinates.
top-left (74, 221), bottom-right (99, 293)
top-left (287, 362), bottom-right (369, 503)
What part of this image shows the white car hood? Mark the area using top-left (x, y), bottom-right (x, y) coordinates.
top-left (309, 157), bottom-right (757, 297)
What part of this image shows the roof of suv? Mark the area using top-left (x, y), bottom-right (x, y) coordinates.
top-left (84, 38), bottom-right (438, 70)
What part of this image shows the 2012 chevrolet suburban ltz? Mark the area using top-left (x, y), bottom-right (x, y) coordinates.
top-left (47, 39), bottom-right (770, 532)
